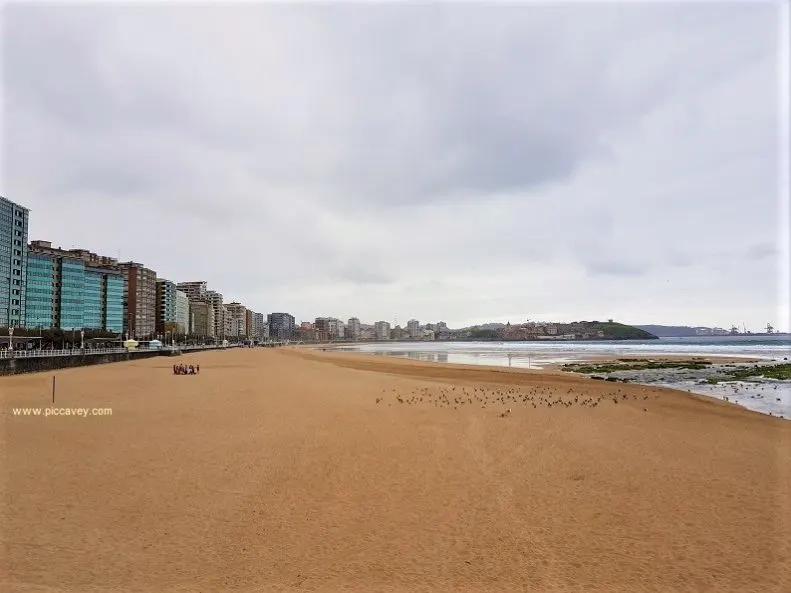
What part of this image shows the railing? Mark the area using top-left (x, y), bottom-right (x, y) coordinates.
top-left (0, 341), bottom-right (297, 359)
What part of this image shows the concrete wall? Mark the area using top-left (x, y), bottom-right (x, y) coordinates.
top-left (0, 351), bottom-right (162, 376)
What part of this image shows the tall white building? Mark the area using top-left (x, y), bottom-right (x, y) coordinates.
top-left (175, 290), bottom-right (189, 335)
top-left (407, 319), bottom-right (421, 338)
top-left (374, 321), bottom-right (391, 340)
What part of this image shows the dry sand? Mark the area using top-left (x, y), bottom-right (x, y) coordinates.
top-left (2, 347), bottom-right (790, 593)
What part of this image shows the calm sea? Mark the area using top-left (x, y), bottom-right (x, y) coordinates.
top-left (331, 336), bottom-right (791, 418)
top-left (334, 335), bottom-right (791, 369)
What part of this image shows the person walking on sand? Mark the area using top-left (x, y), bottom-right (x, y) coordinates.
top-left (196, 364), bottom-right (200, 374)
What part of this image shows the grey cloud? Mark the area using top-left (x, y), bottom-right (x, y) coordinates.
top-left (743, 242), bottom-right (777, 261)
top-left (3, 4), bottom-right (785, 330)
top-left (584, 259), bottom-right (648, 278)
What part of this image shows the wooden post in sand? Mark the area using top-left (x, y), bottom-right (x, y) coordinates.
top-left (52, 376), bottom-right (56, 404)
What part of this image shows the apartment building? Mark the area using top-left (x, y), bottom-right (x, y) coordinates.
top-left (118, 261), bottom-right (157, 338)
top-left (268, 312), bottom-right (295, 340)
top-left (189, 301), bottom-right (215, 337)
top-left (225, 302), bottom-right (248, 337)
top-left (175, 290), bottom-right (189, 335)
top-left (1, 196), bottom-right (29, 327)
top-left (176, 281), bottom-right (208, 301)
top-left (25, 241), bottom-right (124, 332)
top-left (155, 279), bottom-right (178, 335)
top-left (407, 319), bottom-right (420, 339)
top-left (177, 282), bottom-right (222, 338)
top-left (374, 321), bottom-right (391, 340)
top-left (204, 290), bottom-right (224, 338)
top-left (251, 311), bottom-right (265, 340)
top-left (347, 317), bottom-right (361, 340)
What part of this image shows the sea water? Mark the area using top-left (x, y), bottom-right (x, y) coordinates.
top-left (332, 336), bottom-right (791, 418)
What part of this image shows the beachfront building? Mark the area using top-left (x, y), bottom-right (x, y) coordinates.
top-left (268, 312), bottom-right (295, 341)
top-left (251, 311), bottom-right (265, 340)
top-left (374, 321), bottom-right (391, 340)
top-left (175, 290), bottom-right (189, 335)
top-left (189, 301), bottom-right (215, 337)
top-left (225, 302), bottom-right (248, 338)
top-left (176, 281), bottom-right (208, 301)
top-left (118, 262), bottom-right (157, 339)
top-left (407, 319), bottom-right (420, 339)
top-left (25, 241), bottom-right (124, 332)
top-left (176, 281), bottom-right (224, 339)
top-left (1, 196), bottom-right (29, 328)
top-left (24, 250), bottom-right (54, 329)
top-left (155, 279), bottom-right (178, 336)
top-left (328, 318), bottom-right (344, 339)
top-left (347, 317), bottom-right (361, 340)
top-left (205, 290), bottom-right (224, 339)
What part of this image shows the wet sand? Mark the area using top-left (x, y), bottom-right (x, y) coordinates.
top-left (2, 347), bottom-right (790, 592)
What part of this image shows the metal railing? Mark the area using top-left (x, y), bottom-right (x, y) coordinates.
top-left (0, 341), bottom-right (296, 359)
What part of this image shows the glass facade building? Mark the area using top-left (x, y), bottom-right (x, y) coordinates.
top-left (105, 275), bottom-right (124, 333)
top-left (1, 196), bottom-right (29, 327)
top-left (83, 269), bottom-right (104, 330)
top-left (25, 241), bottom-right (126, 332)
top-left (25, 252), bottom-right (55, 329)
top-left (59, 259), bottom-right (85, 330)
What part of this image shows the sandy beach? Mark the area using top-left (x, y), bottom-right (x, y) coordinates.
top-left (2, 347), bottom-right (790, 593)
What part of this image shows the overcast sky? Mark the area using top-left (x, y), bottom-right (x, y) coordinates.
top-left (3, 2), bottom-right (789, 331)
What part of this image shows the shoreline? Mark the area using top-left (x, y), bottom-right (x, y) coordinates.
top-left (305, 347), bottom-right (789, 419)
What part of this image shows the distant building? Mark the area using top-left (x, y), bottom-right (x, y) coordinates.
top-left (204, 291), bottom-right (224, 338)
top-left (347, 317), bottom-right (361, 340)
top-left (155, 279), bottom-right (178, 336)
top-left (328, 317), bottom-right (343, 339)
top-left (225, 302), bottom-right (248, 337)
top-left (118, 262), bottom-right (157, 338)
top-left (189, 301), bottom-right (214, 337)
top-left (251, 311), bottom-right (266, 340)
top-left (1, 196), bottom-right (29, 327)
top-left (314, 317), bottom-right (331, 342)
top-left (25, 240), bottom-right (123, 332)
top-left (268, 312), bottom-right (295, 340)
top-left (175, 290), bottom-right (189, 335)
top-left (407, 319), bottom-right (420, 339)
top-left (177, 281), bottom-right (223, 338)
top-left (374, 321), bottom-right (391, 340)
top-left (176, 281), bottom-right (208, 301)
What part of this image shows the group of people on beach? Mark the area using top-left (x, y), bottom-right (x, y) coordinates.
top-left (173, 363), bottom-right (199, 375)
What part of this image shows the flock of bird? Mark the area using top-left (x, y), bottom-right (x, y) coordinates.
top-left (718, 381), bottom-right (788, 418)
top-left (374, 383), bottom-right (657, 414)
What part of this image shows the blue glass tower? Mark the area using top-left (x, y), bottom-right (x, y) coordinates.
top-left (1, 196), bottom-right (29, 327)
top-left (24, 251), bottom-right (55, 329)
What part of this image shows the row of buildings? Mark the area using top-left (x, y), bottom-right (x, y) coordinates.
top-left (295, 318), bottom-right (451, 342)
top-left (1, 197), bottom-right (296, 341)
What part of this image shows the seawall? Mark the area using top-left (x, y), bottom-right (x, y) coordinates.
top-left (0, 347), bottom-right (224, 376)
top-left (0, 351), bottom-right (164, 376)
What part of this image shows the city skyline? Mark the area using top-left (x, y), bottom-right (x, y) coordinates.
top-left (4, 4), bottom-right (789, 331)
